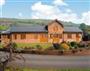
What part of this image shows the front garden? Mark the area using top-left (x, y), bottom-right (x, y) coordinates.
top-left (0, 41), bottom-right (90, 55)
top-left (0, 41), bottom-right (90, 71)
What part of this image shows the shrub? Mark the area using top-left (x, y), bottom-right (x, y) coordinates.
top-left (69, 41), bottom-right (78, 49)
top-left (53, 43), bottom-right (60, 49)
top-left (8, 42), bottom-right (24, 52)
top-left (70, 42), bottom-right (77, 47)
top-left (78, 42), bottom-right (88, 48)
top-left (11, 42), bottom-right (17, 49)
top-left (36, 45), bottom-right (42, 50)
top-left (60, 42), bottom-right (70, 50)
top-left (5, 42), bottom-right (17, 50)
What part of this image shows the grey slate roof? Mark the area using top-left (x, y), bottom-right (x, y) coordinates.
top-left (10, 25), bottom-right (48, 33)
top-left (1, 29), bottom-right (11, 34)
top-left (1, 22), bottom-right (82, 34)
top-left (64, 27), bottom-right (82, 33)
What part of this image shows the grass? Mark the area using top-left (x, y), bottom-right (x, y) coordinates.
top-left (0, 43), bottom-right (3, 48)
top-left (5, 67), bottom-right (90, 71)
top-left (16, 43), bottom-right (53, 49)
top-left (0, 25), bottom-right (9, 30)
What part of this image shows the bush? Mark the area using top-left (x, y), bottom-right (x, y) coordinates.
top-left (7, 42), bottom-right (24, 52)
top-left (53, 43), bottom-right (60, 49)
top-left (78, 42), bottom-right (88, 48)
top-left (11, 42), bottom-right (17, 49)
top-left (69, 41), bottom-right (78, 49)
top-left (36, 45), bottom-right (42, 50)
top-left (60, 42), bottom-right (70, 50)
top-left (70, 42), bottom-right (77, 47)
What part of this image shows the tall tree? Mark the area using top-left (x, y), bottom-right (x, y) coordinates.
top-left (79, 23), bottom-right (86, 31)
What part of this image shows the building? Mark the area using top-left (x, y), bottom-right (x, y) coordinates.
top-left (1, 19), bottom-right (82, 45)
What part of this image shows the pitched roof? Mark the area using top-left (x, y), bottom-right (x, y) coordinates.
top-left (10, 25), bottom-right (48, 33)
top-left (1, 20), bottom-right (82, 34)
top-left (1, 25), bottom-right (82, 34)
top-left (1, 29), bottom-right (10, 34)
top-left (64, 26), bottom-right (82, 33)
top-left (48, 19), bottom-right (64, 27)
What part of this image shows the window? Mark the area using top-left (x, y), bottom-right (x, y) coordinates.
top-left (50, 34), bottom-right (53, 38)
top-left (76, 34), bottom-right (80, 38)
top-left (54, 34), bottom-right (58, 38)
top-left (34, 34), bottom-right (38, 39)
top-left (7, 35), bottom-right (10, 39)
top-left (59, 34), bottom-right (62, 38)
top-left (3, 35), bottom-right (6, 38)
top-left (41, 34), bottom-right (48, 38)
top-left (68, 34), bottom-right (72, 39)
top-left (21, 34), bottom-right (26, 39)
top-left (50, 34), bottom-right (62, 38)
top-left (3, 35), bottom-right (10, 39)
top-left (44, 34), bottom-right (48, 38)
top-left (14, 34), bottom-right (17, 39)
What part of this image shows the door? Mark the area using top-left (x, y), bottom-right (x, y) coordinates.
top-left (53, 38), bottom-right (59, 43)
top-left (50, 34), bottom-right (60, 43)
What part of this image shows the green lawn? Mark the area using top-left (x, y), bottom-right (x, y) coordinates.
top-left (16, 43), bottom-right (53, 49)
top-left (0, 43), bottom-right (3, 48)
top-left (5, 67), bottom-right (90, 71)
top-left (0, 25), bottom-right (9, 30)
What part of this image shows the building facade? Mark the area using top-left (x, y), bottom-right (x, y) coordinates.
top-left (1, 20), bottom-right (82, 45)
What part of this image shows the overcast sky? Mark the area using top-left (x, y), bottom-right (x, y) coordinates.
top-left (0, 0), bottom-right (90, 25)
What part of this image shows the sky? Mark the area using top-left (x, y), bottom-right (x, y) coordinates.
top-left (0, 0), bottom-right (90, 25)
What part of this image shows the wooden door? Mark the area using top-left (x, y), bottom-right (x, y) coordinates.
top-left (53, 38), bottom-right (59, 43)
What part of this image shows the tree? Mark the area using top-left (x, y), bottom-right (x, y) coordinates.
top-left (0, 42), bottom-right (25, 71)
top-left (79, 23), bottom-right (86, 31)
top-left (79, 23), bottom-right (88, 41)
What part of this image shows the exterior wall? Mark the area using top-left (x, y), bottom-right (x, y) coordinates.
top-left (0, 20), bottom-right (82, 44)
top-left (1, 33), bottom-right (82, 44)
top-left (76, 33), bottom-right (82, 42)
top-left (11, 33), bottom-right (48, 43)
top-left (48, 34), bottom-right (63, 43)
top-left (64, 33), bottom-right (82, 42)
top-left (48, 21), bottom-right (64, 34)
top-left (48, 21), bottom-right (64, 43)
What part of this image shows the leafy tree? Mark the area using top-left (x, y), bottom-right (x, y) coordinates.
top-left (79, 23), bottom-right (86, 31)
top-left (79, 23), bottom-right (89, 41)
